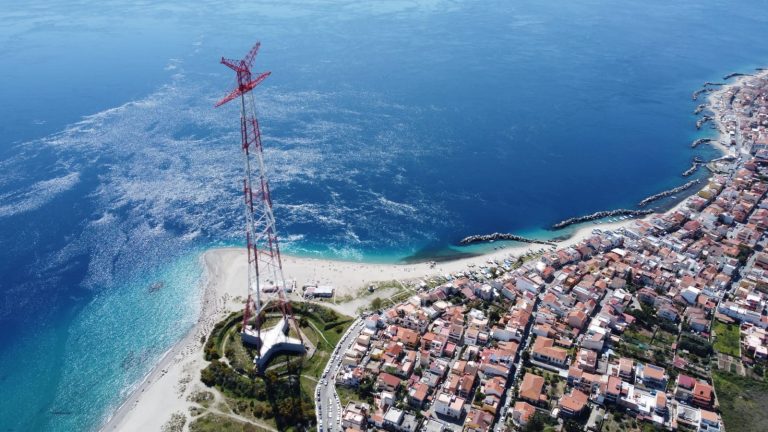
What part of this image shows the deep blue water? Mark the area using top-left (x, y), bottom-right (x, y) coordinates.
top-left (1, 0), bottom-right (768, 430)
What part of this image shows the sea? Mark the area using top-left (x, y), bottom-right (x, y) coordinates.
top-left (1, 0), bottom-right (767, 430)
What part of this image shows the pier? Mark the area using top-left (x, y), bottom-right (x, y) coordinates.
top-left (638, 179), bottom-right (701, 207)
top-left (459, 232), bottom-right (556, 246)
top-left (551, 209), bottom-right (653, 230)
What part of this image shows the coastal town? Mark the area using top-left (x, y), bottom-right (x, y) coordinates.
top-left (102, 70), bottom-right (768, 432)
top-left (314, 71), bottom-right (768, 432)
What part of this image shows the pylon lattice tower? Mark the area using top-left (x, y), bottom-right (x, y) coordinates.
top-left (215, 42), bottom-right (302, 357)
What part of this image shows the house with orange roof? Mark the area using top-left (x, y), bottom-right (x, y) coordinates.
top-left (408, 382), bottom-right (429, 408)
top-left (377, 372), bottom-right (401, 392)
top-left (567, 309), bottom-right (589, 330)
top-left (604, 375), bottom-right (622, 404)
top-left (512, 401), bottom-right (536, 427)
top-left (457, 373), bottom-right (476, 400)
top-left (396, 326), bottom-right (420, 349)
top-left (464, 407), bottom-right (494, 432)
top-left (482, 376), bottom-right (506, 398)
top-left (691, 381), bottom-right (714, 408)
top-left (637, 363), bottom-right (668, 389)
top-left (558, 389), bottom-right (589, 417)
top-left (531, 336), bottom-right (569, 367)
top-left (519, 373), bottom-right (547, 405)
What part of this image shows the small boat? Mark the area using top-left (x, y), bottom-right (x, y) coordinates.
top-left (148, 281), bottom-right (164, 293)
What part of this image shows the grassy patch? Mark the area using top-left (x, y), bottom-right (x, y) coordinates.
top-left (653, 330), bottom-right (677, 346)
top-left (713, 371), bottom-right (768, 432)
top-left (625, 327), bottom-right (653, 344)
top-left (712, 321), bottom-right (740, 357)
top-left (189, 413), bottom-right (270, 432)
top-left (198, 303), bottom-right (352, 430)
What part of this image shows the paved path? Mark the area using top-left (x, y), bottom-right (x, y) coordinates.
top-left (315, 319), bottom-right (364, 431)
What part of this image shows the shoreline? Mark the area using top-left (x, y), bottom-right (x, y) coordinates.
top-left (99, 217), bottom-right (635, 431)
top-left (100, 252), bottom-right (241, 431)
top-left (101, 69), bottom-right (767, 432)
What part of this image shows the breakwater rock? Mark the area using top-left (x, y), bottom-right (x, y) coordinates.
top-left (691, 138), bottom-right (713, 148)
top-left (682, 162), bottom-right (701, 177)
top-left (551, 209), bottom-right (653, 230)
top-left (696, 116), bottom-right (712, 130)
top-left (724, 72), bottom-right (749, 80)
top-left (693, 104), bottom-right (707, 115)
top-left (703, 82), bottom-right (725, 87)
top-left (639, 179), bottom-right (701, 207)
top-left (692, 88), bottom-right (713, 101)
top-left (459, 233), bottom-right (556, 246)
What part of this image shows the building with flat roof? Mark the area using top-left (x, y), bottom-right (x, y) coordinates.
top-left (241, 317), bottom-right (306, 371)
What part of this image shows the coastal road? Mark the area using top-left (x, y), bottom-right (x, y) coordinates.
top-left (315, 319), bottom-right (364, 432)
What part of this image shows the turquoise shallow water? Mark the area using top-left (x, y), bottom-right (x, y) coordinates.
top-left (1, 0), bottom-right (768, 430)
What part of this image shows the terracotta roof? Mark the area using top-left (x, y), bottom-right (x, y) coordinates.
top-left (559, 389), bottom-right (588, 413)
top-left (531, 336), bottom-right (568, 362)
top-left (513, 401), bottom-right (536, 424)
top-left (700, 409), bottom-right (719, 423)
top-left (483, 376), bottom-right (506, 396)
top-left (693, 381), bottom-right (713, 402)
top-left (606, 376), bottom-right (621, 395)
top-left (643, 364), bottom-right (666, 381)
top-left (520, 373), bottom-right (545, 402)
top-left (378, 372), bottom-right (401, 388)
top-left (396, 327), bottom-right (419, 346)
top-left (411, 383), bottom-right (429, 402)
top-left (677, 374), bottom-right (695, 389)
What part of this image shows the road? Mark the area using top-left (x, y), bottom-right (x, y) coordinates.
top-left (494, 294), bottom-right (540, 432)
top-left (315, 318), bottom-right (364, 432)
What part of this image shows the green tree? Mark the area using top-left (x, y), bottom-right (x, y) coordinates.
top-left (370, 297), bottom-right (384, 310)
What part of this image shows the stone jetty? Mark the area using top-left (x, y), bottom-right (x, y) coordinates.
top-left (551, 209), bottom-right (653, 230)
top-left (710, 155), bottom-right (737, 163)
top-left (682, 161), bottom-right (701, 177)
top-left (691, 137), bottom-right (713, 148)
top-left (638, 179), bottom-right (701, 207)
top-left (696, 116), bottom-right (713, 130)
top-left (693, 104), bottom-right (707, 115)
top-left (692, 88), bottom-right (712, 101)
top-left (459, 233), bottom-right (556, 246)
top-left (723, 72), bottom-right (749, 80)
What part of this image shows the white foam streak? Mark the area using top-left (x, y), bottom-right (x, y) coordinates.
top-left (0, 172), bottom-right (80, 218)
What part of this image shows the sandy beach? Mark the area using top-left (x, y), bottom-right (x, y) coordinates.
top-left (99, 218), bottom-right (636, 431)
